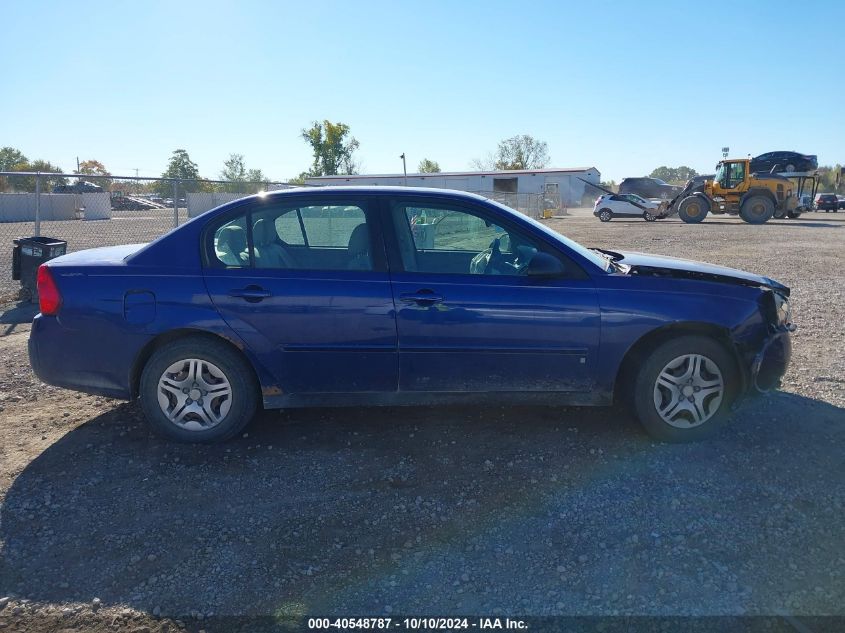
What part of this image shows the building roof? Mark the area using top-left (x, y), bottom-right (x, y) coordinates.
top-left (308, 167), bottom-right (599, 180)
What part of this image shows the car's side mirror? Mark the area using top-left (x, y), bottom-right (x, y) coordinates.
top-left (526, 252), bottom-right (565, 277)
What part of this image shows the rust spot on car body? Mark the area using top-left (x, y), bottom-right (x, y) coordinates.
top-left (262, 385), bottom-right (283, 396)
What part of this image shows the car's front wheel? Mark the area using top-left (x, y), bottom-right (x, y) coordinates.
top-left (139, 336), bottom-right (259, 443)
top-left (632, 335), bottom-right (738, 442)
top-left (643, 211), bottom-right (656, 222)
top-left (599, 209), bottom-right (612, 222)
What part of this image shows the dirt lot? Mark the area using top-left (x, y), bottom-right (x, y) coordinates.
top-left (0, 211), bottom-right (843, 632)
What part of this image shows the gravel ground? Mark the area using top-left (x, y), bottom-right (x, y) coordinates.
top-left (0, 211), bottom-right (843, 632)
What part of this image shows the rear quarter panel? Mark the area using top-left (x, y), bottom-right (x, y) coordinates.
top-left (31, 263), bottom-right (281, 400)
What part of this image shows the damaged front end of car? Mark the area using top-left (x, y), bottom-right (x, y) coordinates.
top-left (751, 288), bottom-right (795, 393)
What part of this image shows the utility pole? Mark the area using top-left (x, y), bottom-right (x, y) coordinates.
top-left (76, 156), bottom-right (80, 172)
top-left (400, 153), bottom-right (407, 186)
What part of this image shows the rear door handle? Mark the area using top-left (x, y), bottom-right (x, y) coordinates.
top-left (229, 285), bottom-right (270, 302)
top-left (400, 290), bottom-right (444, 306)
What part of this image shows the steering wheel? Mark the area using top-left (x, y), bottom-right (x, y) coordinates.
top-left (470, 237), bottom-right (509, 274)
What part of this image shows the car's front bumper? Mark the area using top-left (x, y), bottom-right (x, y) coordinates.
top-left (749, 324), bottom-right (794, 393)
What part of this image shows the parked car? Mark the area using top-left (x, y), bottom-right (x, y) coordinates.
top-left (29, 187), bottom-right (794, 444)
top-left (163, 198), bottom-right (175, 208)
top-left (750, 151), bottom-right (817, 174)
top-left (797, 194), bottom-right (813, 211)
top-left (593, 193), bottom-right (663, 222)
top-left (618, 177), bottom-right (682, 200)
top-left (111, 196), bottom-right (145, 211)
top-left (814, 193), bottom-right (839, 212)
top-left (53, 181), bottom-right (103, 194)
top-left (838, 196), bottom-right (845, 210)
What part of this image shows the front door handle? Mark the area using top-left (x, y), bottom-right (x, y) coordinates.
top-left (400, 290), bottom-right (444, 306)
top-left (229, 285), bottom-right (270, 302)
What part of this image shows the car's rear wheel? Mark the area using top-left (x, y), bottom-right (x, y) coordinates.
top-left (677, 196), bottom-right (709, 223)
top-left (740, 195), bottom-right (775, 224)
top-left (632, 335), bottom-right (738, 442)
top-left (139, 336), bottom-right (259, 443)
top-left (599, 209), bottom-right (612, 222)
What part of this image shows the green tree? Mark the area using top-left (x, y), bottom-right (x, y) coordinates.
top-left (817, 165), bottom-right (843, 194)
top-left (418, 158), bottom-right (441, 173)
top-left (0, 146), bottom-right (27, 171)
top-left (301, 120), bottom-right (360, 177)
top-left (674, 166), bottom-right (698, 182)
top-left (245, 168), bottom-right (268, 192)
top-left (649, 166), bottom-right (677, 182)
top-left (649, 166), bottom-right (699, 184)
top-left (472, 135), bottom-right (550, 171)
top-left (220, 153), bottom-right (247, 193)
top-left (6, 159), bottom-right (66, 192)
top-left (158, 149), bottom-right (203, 195)
top-left (494, 135), bottom-right (549, 170)
top-left (0, 147), bottom-right (29, 191)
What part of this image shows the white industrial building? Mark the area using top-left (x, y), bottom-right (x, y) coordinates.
top-left (305, 167), bottom-right (601, 207)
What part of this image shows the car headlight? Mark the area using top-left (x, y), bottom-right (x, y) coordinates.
top-left (774, 292), bottom-right (790, 325)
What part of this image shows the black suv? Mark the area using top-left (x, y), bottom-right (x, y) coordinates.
top-left (618, 177), bottom-right (682, 200)
top-left (815, 193), bottom-right (839, 212)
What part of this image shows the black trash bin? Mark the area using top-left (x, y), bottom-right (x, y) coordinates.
top-left (12, 236), bottom-right (67, 302)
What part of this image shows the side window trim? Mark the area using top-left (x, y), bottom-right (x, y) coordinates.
top-left (295, 208), bottom-right (309, 247)
top-left (205, 196), bottom-right (388, 273)
top-left (383, 196), bottom-right (587, 279)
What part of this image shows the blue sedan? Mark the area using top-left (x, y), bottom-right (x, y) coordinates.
top-left (28, 187), bottom-right (793, 443)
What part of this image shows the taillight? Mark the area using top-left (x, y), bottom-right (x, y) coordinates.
top-left (36, 265), bottom-right (62, 315)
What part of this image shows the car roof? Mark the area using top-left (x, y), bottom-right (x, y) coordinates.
top-left (246, 185), bottom-right (495, 203)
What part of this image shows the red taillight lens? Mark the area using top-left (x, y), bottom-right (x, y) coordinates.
top-left (36, 265), bottom-right (62, 315)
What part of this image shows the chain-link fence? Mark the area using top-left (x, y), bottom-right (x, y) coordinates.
top-left (0, 171), bottom-right (563, 302)
top-left (474, 190), bottom-right (564, 220)
top-left (0, 172), bottom-right (297, 302)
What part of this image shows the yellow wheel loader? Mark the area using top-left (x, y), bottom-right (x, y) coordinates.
top-left (665, 158), bottom-right (808, 225)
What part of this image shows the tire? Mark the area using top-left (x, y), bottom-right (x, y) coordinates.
top-left (677, 196), bottom-right (709, 223)
top-left (787, 210), bottom-right (802, 219)
top-left (139, 336), bottom-right (259, 443)
top-left (598, 209), bottom-right (612, 222)
top-left (632, 335), bottom-right (738, 443)
top-left (643, 211), bottom-right (656, 222)
top-left (740, 195), bottom-right (775, 224)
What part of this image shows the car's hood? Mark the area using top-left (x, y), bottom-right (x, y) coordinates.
top-left (607, 250), bottom-right (789, 295)
top-left (47, 243), bottom-right (147, 267)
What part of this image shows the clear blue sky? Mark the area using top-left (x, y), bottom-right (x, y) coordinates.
top-left (2, 0), bottom-right (843, 183)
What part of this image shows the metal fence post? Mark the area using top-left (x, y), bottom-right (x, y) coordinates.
top-left (173, 179), bottom-right (179, 227)
top-left (34, 172), bottom-right (42, 236)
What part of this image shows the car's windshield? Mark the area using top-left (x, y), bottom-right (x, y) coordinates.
top-left (486, 198), bottom-right (610, 271)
